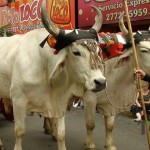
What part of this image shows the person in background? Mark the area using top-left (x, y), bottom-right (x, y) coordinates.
top-left (130, 98), bottom-right (142, 122)
top-left (131, 81), bottom-right (150, 122)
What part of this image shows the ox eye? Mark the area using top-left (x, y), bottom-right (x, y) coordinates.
top-left (73, 51), bottom-right (81, 56)
top-left (141, 48), bottom-right (149, 53)
top-left (142, 50), bottom-right (148, 53)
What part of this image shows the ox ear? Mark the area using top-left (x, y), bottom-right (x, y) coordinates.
top-left (114, 50), bottom-right (133, 68)
top-left (49, 54), bottom-right (66, 84)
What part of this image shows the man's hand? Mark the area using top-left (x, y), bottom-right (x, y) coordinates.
top-left (134, 68), bottom-right (146, 79)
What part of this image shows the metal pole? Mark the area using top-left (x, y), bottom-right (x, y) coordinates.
top-left (123, 0), bottom-right (150, 149)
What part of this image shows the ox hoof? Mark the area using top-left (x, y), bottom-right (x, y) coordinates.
top-left (106, 148), bottom-right (117, 150)
top-left (85, 148), bottom-right (96, 150)
top-left (105, 145), bottom-right (117, 150)
top-left (85, 144), bottom-right (96, 150)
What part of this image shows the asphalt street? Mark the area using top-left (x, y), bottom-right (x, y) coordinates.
top-left (0, 108), bottom-right (148, 150)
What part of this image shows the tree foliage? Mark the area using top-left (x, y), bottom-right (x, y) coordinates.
top-left (0, 24), bottom-right (14, 37)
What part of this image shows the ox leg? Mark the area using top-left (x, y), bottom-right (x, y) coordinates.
top-left (104, 116), bottom-right (117, 150)
top-left (43, 117), bottom-right (57, 141)
top-left (0, 139), bottom-right (5, 150)
top-left (13, 102), bottom-right (26, 150)
top-left (43, 117), bottom-right (52, 134)
top-left (84, 110), bottom-right (96, 150)
top-left (84, 92), bottom-right (97, 150)
top-left (57, 116), bottom-right (66, 150)
top-left (2, 98), bottom-right (12, 114)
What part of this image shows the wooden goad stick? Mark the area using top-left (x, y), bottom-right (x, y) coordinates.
top-left (123, 0), bottom-right (150, 149)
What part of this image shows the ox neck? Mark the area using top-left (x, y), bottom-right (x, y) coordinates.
top-left (101, 55), bottom-right (137, 111)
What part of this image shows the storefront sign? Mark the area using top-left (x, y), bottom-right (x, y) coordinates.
top-left (0, 0), bottom-right (75, 34)
top-left (78, 0), bottom-right (150, 27)
top-left (0, 0), bottom-right (7, 7)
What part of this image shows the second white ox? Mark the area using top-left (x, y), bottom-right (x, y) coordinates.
top-left (0, 0), bottom-right (106, 150)
top-left (83, 14), bottom-right (150, 150)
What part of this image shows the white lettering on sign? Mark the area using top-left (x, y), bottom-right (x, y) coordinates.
top-left (20, 0), bottom-right (41, 23)
top-left (2, 0), bottom-right (41, 25)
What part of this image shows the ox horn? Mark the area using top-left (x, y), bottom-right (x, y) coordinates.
top-left (41, 0), bottom-right (59, 37)
top-left (91, 5), bottom-right (103, 33)
top-left (119, 12), bottom-right (128, 36)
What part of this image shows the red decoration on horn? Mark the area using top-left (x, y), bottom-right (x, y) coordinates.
top-left (47, 35), bottom-right (60, 55)
top-left (54, 50), bottom-right (59, 55)
top-left (47, 35), bottom-right (57, 48)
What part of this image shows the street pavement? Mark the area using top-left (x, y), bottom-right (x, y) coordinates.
top-left (0, 108), bottom-right (148, 150)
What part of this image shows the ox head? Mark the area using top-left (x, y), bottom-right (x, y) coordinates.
top-left (40, 0), bottom-right (106, 92)
top-left (115, 13), bottom-right (150, 74)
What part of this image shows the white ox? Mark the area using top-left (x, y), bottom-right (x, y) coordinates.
top-left (83, 14), bottom-right (150, 150)
top-left (0, 0), bottom-right (106, 150)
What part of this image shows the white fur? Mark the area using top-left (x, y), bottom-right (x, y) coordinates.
top-left (0, 28), bottom-right (106, 150)
top-left (83, 40), bottom-right (150, 150)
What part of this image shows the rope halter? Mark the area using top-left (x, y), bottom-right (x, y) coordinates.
top-left (75, 39), bottom-right (104, 70)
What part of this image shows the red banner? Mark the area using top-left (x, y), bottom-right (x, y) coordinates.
top-left (78, 0), bottom-right (150, 28)
top-left (0, 0), bottom-right (75, 34)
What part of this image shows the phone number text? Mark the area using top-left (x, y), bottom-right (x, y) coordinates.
top-left (106, 8), bottom-right (149, 21)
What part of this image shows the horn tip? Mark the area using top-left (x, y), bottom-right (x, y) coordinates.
top-left (119, 12), bottom-right (124, 20)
